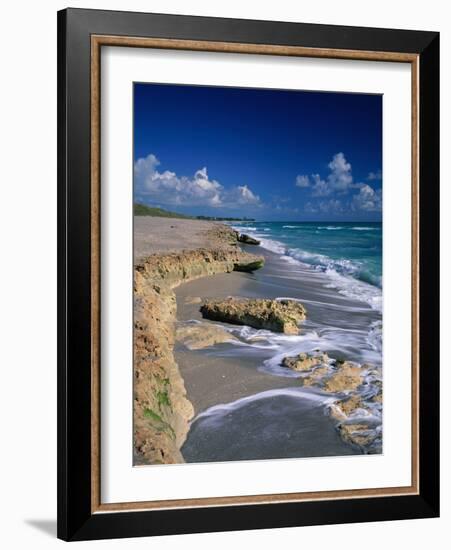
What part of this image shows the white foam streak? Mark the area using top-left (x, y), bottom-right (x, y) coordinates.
top-left (324, 269), bottom-right (382, 313)
top-left (231, 225), bottom-right (257, 232)
top-left (260, 237), bottom-right (383, 311)
top-left (258, 238), bottom-right (286, 255)
top-left (194, 387), bottom-right (336, 423)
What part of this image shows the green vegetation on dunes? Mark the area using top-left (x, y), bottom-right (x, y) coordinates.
top-left (134, 203), bottom-right (191, 218)
top-left (134, 202), bottom-right (256, 221)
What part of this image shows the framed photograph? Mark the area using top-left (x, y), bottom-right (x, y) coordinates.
top-left (57, 8), bottom-right (439, 541)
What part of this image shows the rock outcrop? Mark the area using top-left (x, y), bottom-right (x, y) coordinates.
top-left (234, 258), bottom-right (265, 272)
top-left (279, 351), bottom-right (380, 453)
top-left (323, 361), bottom-right (364, 393)
top-left (200, 297), bottom-right (306, 334)
top-left (282, 351), bottom-right (329, 371)
top-left (134, 240), bottom-right (264, 465)
top-left (295, 359), bottom-right (365, 393)
top-left (337, 423), bottom-right (380, 451)
top-left (238, 233), bottom-right (261, 245)
top-left (329, 395), bottom-right (366, 419)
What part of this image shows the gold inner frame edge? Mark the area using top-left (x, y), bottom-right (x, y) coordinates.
top-left (90, 35), bottom-right (420, 514)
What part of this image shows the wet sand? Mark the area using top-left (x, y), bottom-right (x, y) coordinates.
top-left (182, 393), bottom-right (356, 462)
top-left (174, 245), bottom-right (377, 460)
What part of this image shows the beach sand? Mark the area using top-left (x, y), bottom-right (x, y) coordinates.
top-left (134, 216), bottom-right (230, 260)
top-left (134, 216), bottom-right (381, 464)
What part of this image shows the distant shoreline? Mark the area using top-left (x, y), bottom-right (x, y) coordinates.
top-left (134, 201), bottom-right (255, 222)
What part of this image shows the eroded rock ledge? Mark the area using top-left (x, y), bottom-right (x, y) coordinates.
top-left (200, 297), bottom-right (306, 334)
top-left (134, 244), bottom-right (264, 465)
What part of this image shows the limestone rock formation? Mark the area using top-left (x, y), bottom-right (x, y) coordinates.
top-left (200, 297), bottom-right (306, 334)
top-left (337, 423), bottom-right (379, 451)
top-left (134, 245), bottom-right (265, 464)
top-left (323, 361), bottom-right (364, 393)
top-left (282, 351), bottom-right (329, 371)
top-left (233, 258), bottom-right (265, 272)
top-left (238, 233), bottom-right (261, 245)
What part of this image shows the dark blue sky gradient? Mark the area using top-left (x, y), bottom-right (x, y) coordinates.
top-left (134, 83), bottom-right (382, 221)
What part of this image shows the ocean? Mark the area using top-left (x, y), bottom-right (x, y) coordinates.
top-left (232, 221), bottom-right (382, 313)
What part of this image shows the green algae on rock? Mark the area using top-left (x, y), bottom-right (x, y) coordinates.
top-left (233, 258), bottom-right (265, 271)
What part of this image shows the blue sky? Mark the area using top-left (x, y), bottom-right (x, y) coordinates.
top-left (134, 83), bottom-right (382, 221)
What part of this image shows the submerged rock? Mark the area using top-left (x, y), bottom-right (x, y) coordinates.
top-left (238, 233), bottom-right (261, 245)
top-left (233, 257), bottom-right (265, 271)
top-left (299, 359), bottom-right (365, 394)
top-left (329, 395), bottom-right (368, 422)
top-left (323, 361), bottom-right (364, 393)
top-left (302, 366), bottom-right (330, 387)
top-left (282, 351), bottom-right (329, 371)
top-left (176, 322), bottom-right (237, 350)
top-left (370, 389), bottom-right (383, 404)
top-left (338, 423), bottom-right (379, 451)
top-left (200, 297), bottom-right (306, 334)
top-left (318, 359), bottom-right (382, 454)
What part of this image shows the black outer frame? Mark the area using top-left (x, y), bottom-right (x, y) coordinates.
top-left (57, 8), bottom-right (439, 542)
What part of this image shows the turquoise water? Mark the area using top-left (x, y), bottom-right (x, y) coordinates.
top-left (232, 221), bottom-right (382, 302)
top-left (233, 221), bottom-right (382, 288)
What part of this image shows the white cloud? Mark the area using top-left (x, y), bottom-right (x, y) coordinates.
top-left (295, 175), bottom-right (310, 188)
top-left (134, 153), bottom-right (261, 208)
top-left (297, 153), bottom-right (382, 216)
top-left (310, 174), bottom-right (330, 197)
top-left (367, 170), bottom-right (382, 181)
top-left (327, 152), bottom-right (353, 192)
top-left (351, 184), bottom-right (382, 212)
top-left (230, 184), bottom-right (261, 206)
top-left (296, 153), bottom-right (360, 197)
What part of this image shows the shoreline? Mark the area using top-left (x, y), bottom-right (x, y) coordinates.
top-left (134, 216), bottom-right (382, 465)
top-left (175, 249), bottom-right (374, 462)
top-left (133, 218), bottom-right (265, 465)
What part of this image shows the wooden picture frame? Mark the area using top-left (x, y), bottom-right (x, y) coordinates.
top-left (57, 7), bottom-right (439, 541)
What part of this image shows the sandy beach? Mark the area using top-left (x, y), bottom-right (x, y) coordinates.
top-left (134, 217), bottom-right (237, 260)
top-left (133, 216), bottom-right (382, 465)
